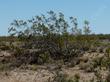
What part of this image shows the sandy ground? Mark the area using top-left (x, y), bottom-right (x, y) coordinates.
top-left (0, 52), bottom-right (109, 82)
top-left (0, 69), bottom-right (54, 82)
top-left (0, 66), bottom-right (108, 82)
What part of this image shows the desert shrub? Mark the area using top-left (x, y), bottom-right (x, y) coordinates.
top-left (0, 42), bottom-right (11, 50)
top-left (94, 70), bottom-right (106, 82)
top-left (50, 71), bottom-right (74, 82)
top-left (106, 73), bottom-right (110, 82)
top-left (0, 63), bottom-right (12, 71)
top-left (8, 11), bottom-right (93, 59)
top-left (91, 56), bottom-right (110, 70)
top-left (92, 57), bottom-right (103, 67)
top-left (68, 58), bottom-right (80, 67)
top-left (79, 62), bottom-right (95, 72)
top-left (10, 48), bottom-right (52, 67)
top-left (73, 74), bottom-right (80, 82)
top-left (105, 47), bottom-right (110, 57)
top-left (100, 57), bottom-right (110, 69)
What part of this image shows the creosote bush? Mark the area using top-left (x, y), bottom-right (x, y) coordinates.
top-left (6, 10), bottom-right (107, 67)
top-left (7, 12), bottom-right (108, 68)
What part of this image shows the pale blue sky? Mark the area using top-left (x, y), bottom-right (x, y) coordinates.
top-left (0, 0), bottom-right (110, 35)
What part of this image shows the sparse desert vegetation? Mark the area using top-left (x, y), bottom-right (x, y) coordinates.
top-left (0, 11), bottom-right (110, 82)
